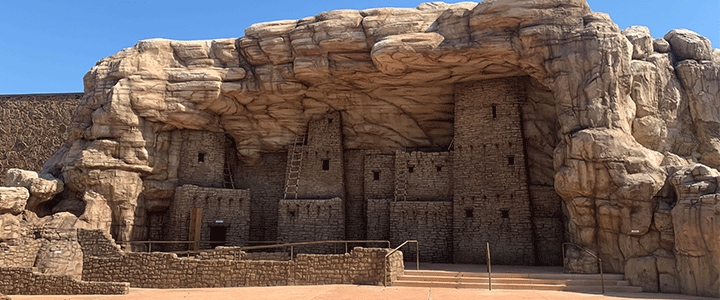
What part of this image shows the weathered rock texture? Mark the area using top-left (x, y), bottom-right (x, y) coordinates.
top-left (0, 94), bottom-right (81, 180)
top-left (0, 0), bottom-right (719, 297)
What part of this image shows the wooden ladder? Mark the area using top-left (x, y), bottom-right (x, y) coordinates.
top-left (284, 131), bottom-right (306, 200)
top-left (223, 160), bottom-right (235, 189)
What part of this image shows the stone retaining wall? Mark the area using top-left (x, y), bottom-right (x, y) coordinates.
top-left (82, 247), bottom-right (402, 288)
top-left (0, 267), bottom-right (128, 295)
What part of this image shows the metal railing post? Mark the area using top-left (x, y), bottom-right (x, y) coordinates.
top-left (599, 259), bottom-right (605, 294)
top-left (345, 242), bottom-right (348, 254)
top-left (486, 242), bottom-right (492, 291)
top-left (290, 245), bottom-right (294, 261)
top-left (416, 242), bottom-right (419, 270)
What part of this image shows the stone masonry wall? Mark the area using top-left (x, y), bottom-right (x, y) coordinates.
top-left (0, 239), bottom-right (41, 268)
top-left (81, 247), bottom-right (402, 288)
top-left (389, 201), bottom-right (453, 263)
top-left (344, 150), bottom-right (366, 240)
top-left (366, 198), bottom-right (391, 240)
top-left (294, 112), bottom-right (344, 199)
top-left (235, 152), bottom-right (287, 242)
top-left (530, 185), bottom-right (564, 266)
top-left (277, 198), bottom-right (344, 253)
top-left (395, 151), bottom-right (452, 201)
top-left (167, 185), bottom-right (250, 250)
top-left (0, 267), bottom-right (129, 295)
top-left (453, 78), bottom-right (535, 265)
top-left (175, 130), bottom-right (226, 188)
top-left (0, 93), bottom-right (81, 182)
top-left (364, 153), bottom-right (395, 199)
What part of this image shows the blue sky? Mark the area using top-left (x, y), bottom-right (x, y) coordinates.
top-left (0, 0), bottom-right (717, 94)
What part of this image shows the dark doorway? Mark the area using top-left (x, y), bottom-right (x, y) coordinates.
top-left (209, 226), bottom-right (227, 249)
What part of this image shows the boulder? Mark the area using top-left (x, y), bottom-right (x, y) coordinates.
top-left (653, 38), bottom-right (670, 53)
top-left (0, 187), bottom-right (29, 215)
top-left (625, 256), bottom-right (659, 292)
top-left (622, 26), bottom-right (653, 59)
top-left (664, 29), bottom-right (713, 61)
top-left (5, 168), bottom-right (64, 210)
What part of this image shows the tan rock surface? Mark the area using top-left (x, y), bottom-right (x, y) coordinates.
top-left (5, 168), bottom-right (64, 210)
top-left (0, 187), bottom-right (29, 215)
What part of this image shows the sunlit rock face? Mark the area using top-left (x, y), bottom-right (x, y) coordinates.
top-left (1, 0), bottom-right (719, 296)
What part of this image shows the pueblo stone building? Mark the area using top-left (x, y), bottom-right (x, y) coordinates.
top-left (2, 0), bottom-right (720, 297)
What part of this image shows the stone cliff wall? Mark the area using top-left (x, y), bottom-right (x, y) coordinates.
top-left (0, 93), bottom-right (81, 183)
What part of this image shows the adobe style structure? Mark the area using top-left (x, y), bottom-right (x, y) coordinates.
top-left (1, 0), bottom-right (720, 297)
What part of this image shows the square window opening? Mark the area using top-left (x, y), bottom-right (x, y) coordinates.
top-left (507, 156), bottom-right (515, 165)
top-left (373, 171), bottom-right (380, 180)
top-left (322, 159), bottom-right (330, 171)
top-left (198, 152), bottom-right (205, 162)
top-left (408, 166), bottom-right (414, 173)
top-left (436, 166), bottom-right (442, 172)
top-left (289, 211), bottom-right (296, 218)
top-left (491, 104), bottom-right (497, 119)
top-left (501, 210), bottom-right (510, 219)
top-left (465, 208), bottom-right (474, 218)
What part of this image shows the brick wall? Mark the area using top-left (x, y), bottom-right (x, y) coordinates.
top-left (395, 151), bottom-right (453, 201)
top-left (452, 78), bottom-right (535, 265)
top-left (530, 185), bottom-right (564, 266)
top-left (389, 201), bottom-right (453, 263)
top-left (166, 185), bottom-right (250, 250)
top-left (0, 267), bottom-right (129, 295)
top-left (235, 152), bottom-right (286, 242)
top-left (0, 93), bottom-right (81, 181)
top-left (366, 199), bottom-right (390, 241)
top-left (277, 198), bottom-right (344, 253)
top-left (294, 112), bottom-right (345, 199)
top-left (344, 150), bottom-right (366, 240)
top-left (175, 130), bottom-right (226, 188)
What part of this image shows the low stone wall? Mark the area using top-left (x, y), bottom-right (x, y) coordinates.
top-left (82, 247), bottom-right (402, 288)
top-left (0, 267), bottom-right (128, 295)
top-left (196, 247), bottom-right (290, 261)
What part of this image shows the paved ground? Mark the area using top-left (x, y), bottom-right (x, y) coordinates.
top-left (9, 285), bottom-right (711, 300)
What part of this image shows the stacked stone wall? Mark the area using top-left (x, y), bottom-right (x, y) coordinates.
top-left (389, 201), bottom-right (453, 263)
top-left (395, 151), bottom-right (452, 201)
top-left (0, 267), bottom-right (129, 295)
top-left (175, 130), bottom-right (226, 188)
top-left (277, 198), bottom-right (344, 253)
top-left (166, 185), bottom-right (250, 250)
top-left (366, 198), bottom-right (390, 241)
top-left (0, 93), bottom-right (81, 182)
top-left (79, 231), bottom-right (402, 289)
top-left (0, 239), bottom-right (41, 268)
top-left (196, 247), bottom-right (290, 261)
top-left (453, 78), bottom-right (535, 265)
top-left (530, 185), bottom-right (564, 266)
top-left (344, 150), bottom-right (366, 240)
top-left (235, 152), bottom-right (286, 242)
top-left (294, 112), bottom-right (344, 199)
top-left (364, 153), bottom-right (395, 199)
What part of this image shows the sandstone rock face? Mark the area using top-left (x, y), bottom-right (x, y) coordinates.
top-left (3, 0), bottom-right (719, 297)
top-left (669, 164), bottom-right (720, 297)
top-left (5, 168), bottom-right (64, 210)
top-left (0, 187), bottom-right (29, 215)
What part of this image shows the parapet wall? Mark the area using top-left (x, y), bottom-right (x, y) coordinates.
top-left (0, 267), bottom-right (129, 295)
top-left (0, 93), bottom-right (81, 182)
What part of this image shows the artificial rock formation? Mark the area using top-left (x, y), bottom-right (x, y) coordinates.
top-left (0, 0), bottom-right (719, 297)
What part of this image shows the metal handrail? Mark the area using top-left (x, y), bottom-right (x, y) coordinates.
top-left (486, 242), bottom-right (491, 291)
top-left (562, 242), bottom-right (604, 294)
top-left (123, 240), bottom-right (391, 257)
top-left (384, 240), bottom-right (419, 287)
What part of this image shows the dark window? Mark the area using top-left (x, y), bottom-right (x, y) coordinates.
top-left (408, 166), bottom-right (414, 173)
top-left (436, 166), bottom-right (442, 172)
top-left (373, 171), bottom-right (380, 180)
top-left (322, 159), bottom-right (330, 170)
top-left (289, 210), bottom-right (296, 218)
top-left (501, 210), bottom-right (510, 219)
top-left (328, 118), bottom-right (333, 124)
top-left (507, 156), bottom-right (515, 165)
top-left (491, 105), bottom-right (497, 119)
top-left (209, 226), bottom-right (227, 248)
top-left (198, 152), bottom-right (205, 162)
top-left (465, 208), bottom-right (474, 218)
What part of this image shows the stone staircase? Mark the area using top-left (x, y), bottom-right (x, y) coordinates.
top-left (393, 270), bottom-right (642, 293)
